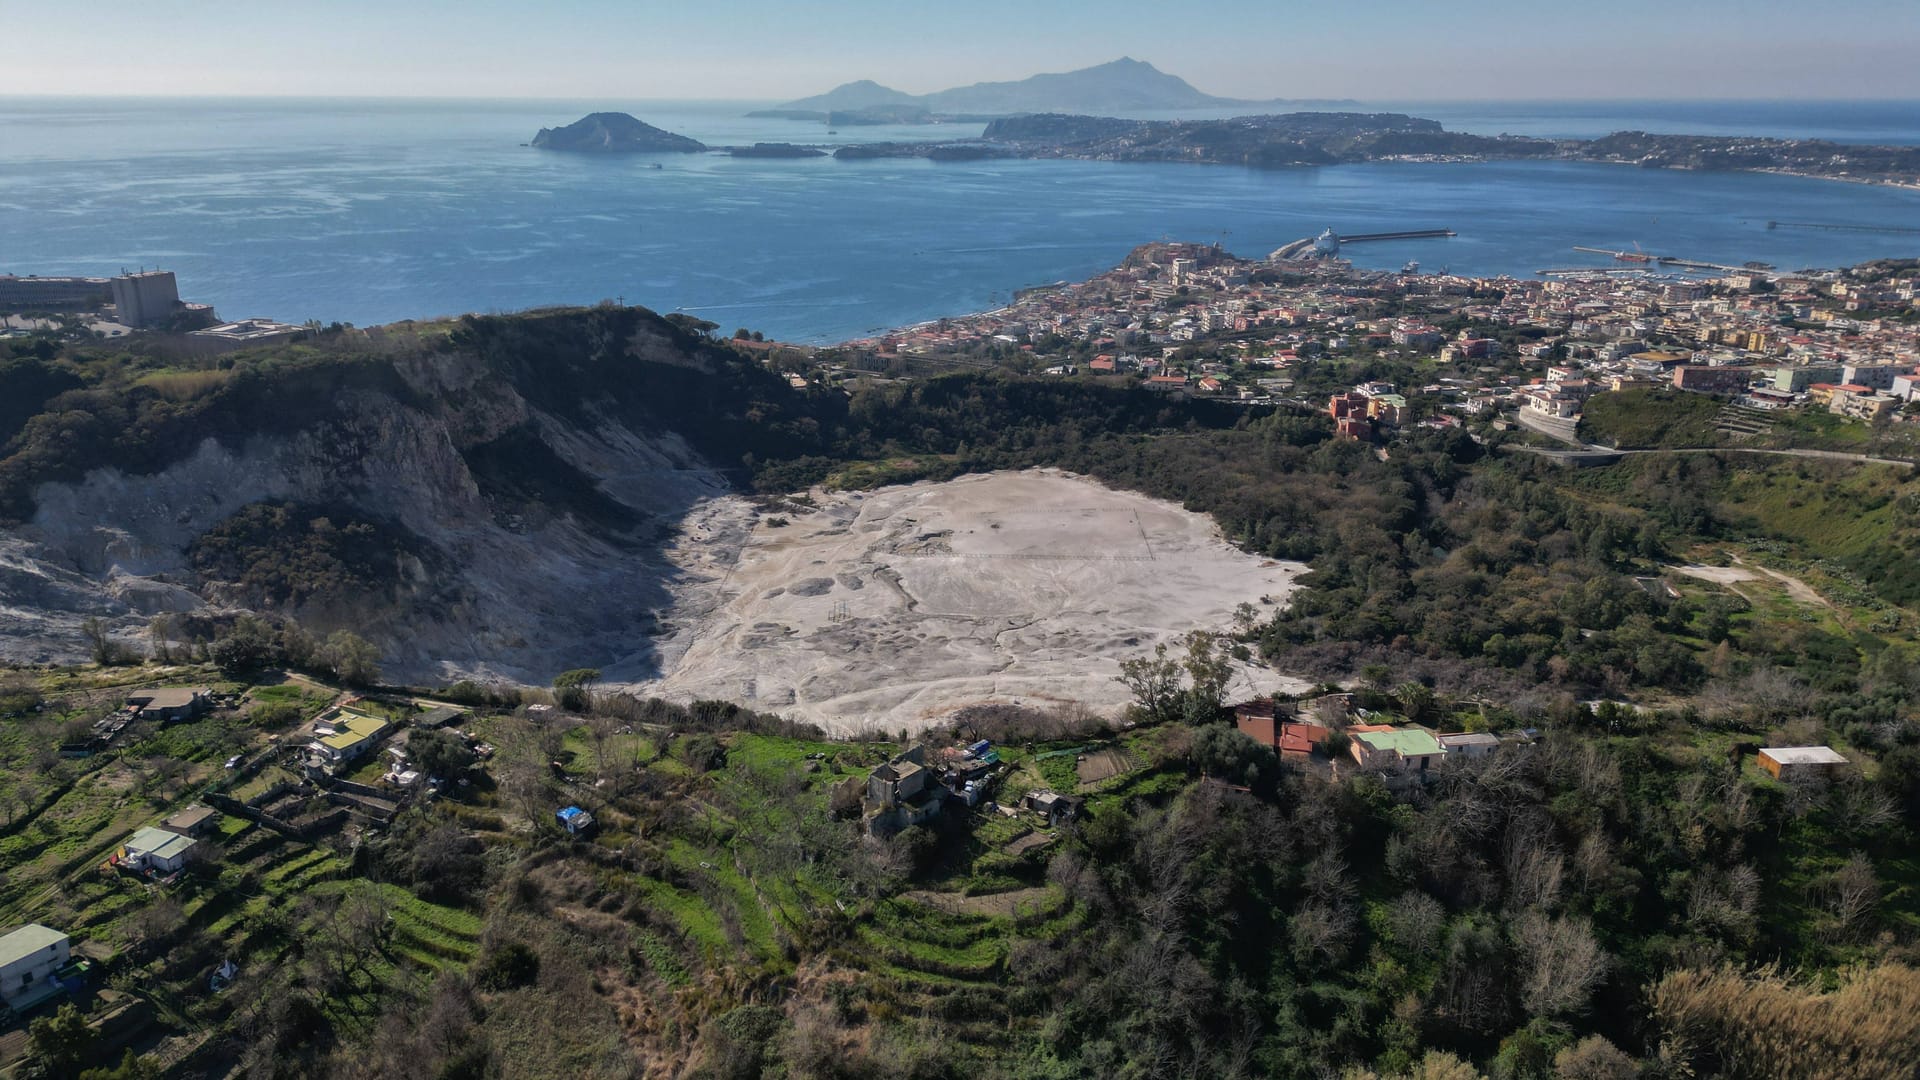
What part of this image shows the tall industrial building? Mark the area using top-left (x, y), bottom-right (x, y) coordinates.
top-left (110, 270), bottom-right (182, 328)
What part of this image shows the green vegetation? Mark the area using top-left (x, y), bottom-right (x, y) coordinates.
top-left (1581, 386), bottom-right (1920, 459)
top-left (10, 307), bottom-right (1920, 1078)
top-left (1579, 388), bottom-right (1723, 447)
top-left (188, 502), bottom-right (435, 613)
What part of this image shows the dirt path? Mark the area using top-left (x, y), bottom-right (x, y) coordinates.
top-left (1670, 558), bottom-right (1831, 609)
top-left (901, 886), bottom-right (1056, 918)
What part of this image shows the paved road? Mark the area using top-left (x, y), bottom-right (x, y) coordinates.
top-left (1503, 442), bottom-right (1917, 470)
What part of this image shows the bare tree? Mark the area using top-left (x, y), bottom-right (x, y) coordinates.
top-left (1504, 821), bottom-right (1565, 912)
top-left (148, 615), bottom-right (175, 664)
top-left (1514, 910), bottom-right (1608, 1019)
top-left (1384, 891), bottom-right (1448, 960)
top-left (1825, 852), bottom-right (1880, 940)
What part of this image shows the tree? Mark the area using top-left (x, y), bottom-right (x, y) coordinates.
top-left (473, 941), bottom-right (539, 990)
top-left (1825, 852), bottom-right (1880, 940)
top-left (1117, 643), bottom-right (1183, 723)
top-left (408, 823), bottom-right (485, 905)
top-left (408, 728), bottom-right (475, 782)
top-left (321, 631), bottom-right (381, 688)
top-left (81, 617), bottom-right (133, 666)
top-left (25, 1004), bottom-right (96, 1076)
top-left (584, 712), bottom-right (619, 780)
top-left (1180, 631), bottom-right (1233, 721)
top-left (1552, 1036), bottom-right (1638, 1080)
top-left (1395, 681), bottom-right (1436, 725)
top-left (147, 615), bottom-right (175, 664)
top-left (210, 616), bottom-right (278, 676)
top-left (552, 668), bottom-right (601, 712)
top-left (1188, 724), bottom-right (1277, 790)
top-left (1513, 911), bottom-right (1608, 1020)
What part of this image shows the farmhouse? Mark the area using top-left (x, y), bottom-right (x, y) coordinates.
top-left (1437, 733), bottom-right (1500, 760)
top-left (1021, 790), bottom-right (1084, 827)
top-left (1350, 728), bottom-right (1447, 775)
top-left (121, 826), bottom-right (197, 874)
top-left (1233, 701), bottom-right (1331, 760)
top-left (0, 924), bottom-right (72, 1012)
top-left (865, 746), bottom-right (945, 835)
top-left (309, 710), bottom-right (392, 767)
top-left (1757, 746), bottom-right (1849, 779)
top-left (160, 805), bottom-right (220, 838)
top-left (127, 687), bottom-right (211, 723)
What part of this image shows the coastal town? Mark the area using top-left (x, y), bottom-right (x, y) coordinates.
top-left (773, 237), bottom-right (1920, 448)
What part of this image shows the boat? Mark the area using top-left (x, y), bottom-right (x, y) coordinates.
top-left (1744, 260), bottom-right (1776, 270)
top-left (1402, 260), bottom-right (1419, 274)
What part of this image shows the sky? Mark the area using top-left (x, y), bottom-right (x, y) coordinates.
top-left (3, 0), bottom-right (1918, 101)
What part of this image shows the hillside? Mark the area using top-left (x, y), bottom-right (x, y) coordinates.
top-left (0, 314), bottom-right (1275, 694)
top-left (9, 311), bottom-right (1920, 1078)
top-left (0, 309), bottom-right (822, 682)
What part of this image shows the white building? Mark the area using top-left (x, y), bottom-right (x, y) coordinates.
top-left (0, 924), bottom-right (71, 1011)
top-left (122, 826), bottom-right (197, 874)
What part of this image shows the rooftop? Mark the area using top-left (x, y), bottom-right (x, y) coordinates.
top-left (126, 826), bottom-right (196, 862)
top-left (1760, 746), bottom-right (1849, 766)
top-left (0, 924), bottom-right (68, 969)
top-left (162, 805), bottom-right (218, 832)
top-left (130, 687), bottom-right (206, 710)
top-left (1356, 728), bottom-right (1446, 757)
top-left (319, 711), bottom-right (390, 751)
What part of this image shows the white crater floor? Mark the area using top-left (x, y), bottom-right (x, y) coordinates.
top-left (628, 469), bottom-right (1310, 736)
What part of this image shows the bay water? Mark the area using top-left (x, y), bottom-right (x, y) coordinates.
top-left (3, 97), bottom-right (1917, 342)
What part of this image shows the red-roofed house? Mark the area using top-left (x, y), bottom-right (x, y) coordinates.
top-left (1233, 699), bottom-right (1332, 761)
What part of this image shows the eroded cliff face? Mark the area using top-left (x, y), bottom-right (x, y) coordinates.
top-left (0, 340), bottom-right (749, 685)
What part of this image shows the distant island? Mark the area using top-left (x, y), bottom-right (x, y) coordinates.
top-left (829, 113), bottom-right (1920, 187)
top-left (727, 143), bottom-right (828, 159)
top-left (525, 107), bottom-right (1920, 189)
top-left (750, 57), bottom-right (1358, 123)
top-left (837, 112), bottom-right (1554, 167)
top-left (531, 112), bottom-right (707, 153)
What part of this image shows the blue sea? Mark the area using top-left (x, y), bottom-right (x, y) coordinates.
top-left (2, 97), bottom-right (1918, 343)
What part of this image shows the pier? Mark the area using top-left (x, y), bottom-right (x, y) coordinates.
top-left (1271, 227), bottom-right (1454, 261)
top-left (1339, 229), bottom-right (1456, 243)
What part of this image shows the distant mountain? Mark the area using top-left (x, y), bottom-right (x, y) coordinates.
top-left (531, 112), bottom-right (707, 153)
top-left (774, 78), bottom-right (921, 114)
top-left (755, 58), bottom-right (1344, 121)
top-left (924, 57), bottom-right (1240, 114)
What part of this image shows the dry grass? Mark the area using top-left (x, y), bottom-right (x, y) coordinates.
top-left (1653, 961), bottom-right (1920, 1079)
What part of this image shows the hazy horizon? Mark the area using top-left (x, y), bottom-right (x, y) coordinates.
top-left (6, 91), bottom-right (1920, 105)
top-left (5, 0), bottom-right (1918, 101)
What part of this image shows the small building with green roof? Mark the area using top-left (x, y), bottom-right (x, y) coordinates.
top-left (1350, 727), bottom-right (1447, 775)
top-left (310, 710), bottom-right (392, 766)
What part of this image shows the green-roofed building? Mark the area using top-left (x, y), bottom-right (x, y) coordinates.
top-left (310, 710), bottom-right (392, 766)
top-left (1350, 727), bottom-right (1447, 775)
